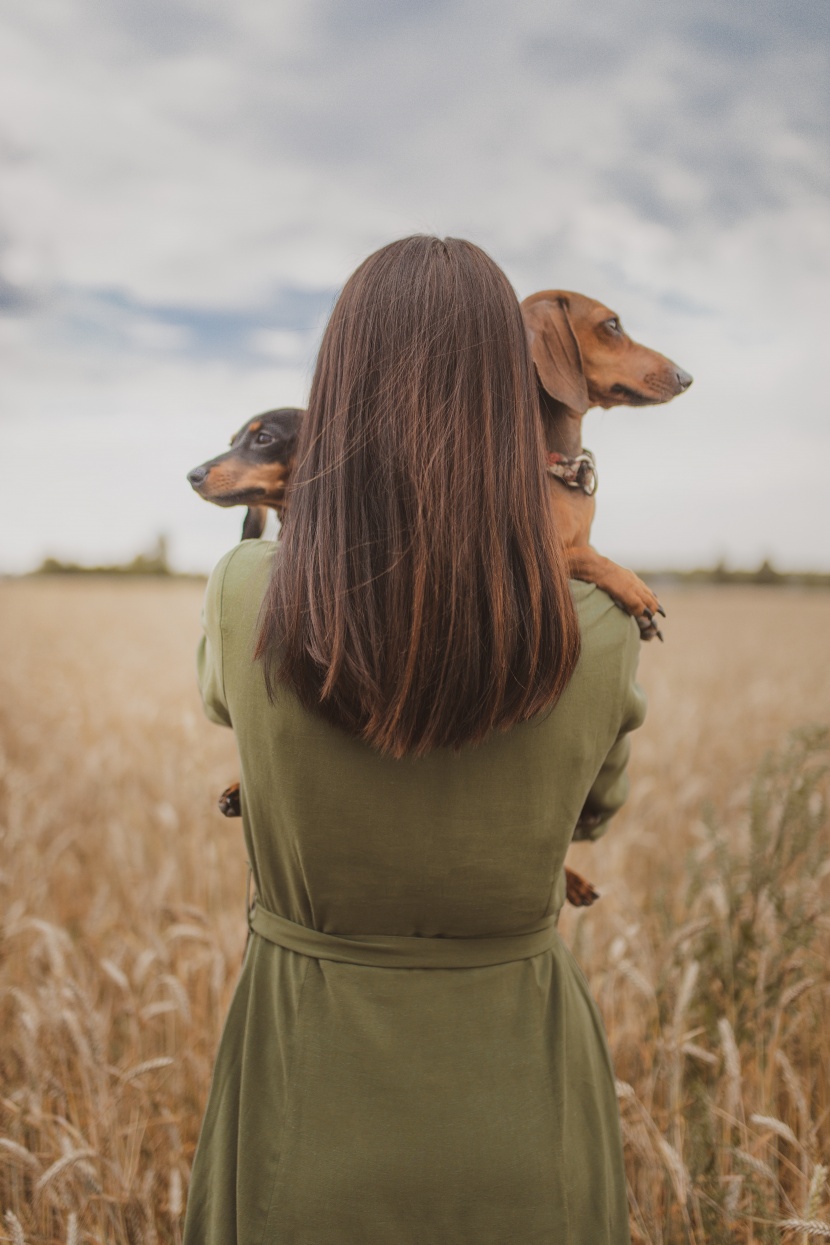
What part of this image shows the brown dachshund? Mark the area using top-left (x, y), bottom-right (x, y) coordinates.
top-left (522, 290), bottom-right (692, 639)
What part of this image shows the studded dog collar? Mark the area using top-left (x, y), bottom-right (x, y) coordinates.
top-left (545, 449), bottom-right (598, 496)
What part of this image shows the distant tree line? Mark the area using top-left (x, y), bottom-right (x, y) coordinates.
top-left (27, 544), bottom-right (830, 587)
top-left (34, 535), bottom-right (180, 578)
top-left (634, 559), bottom-right (830, 588)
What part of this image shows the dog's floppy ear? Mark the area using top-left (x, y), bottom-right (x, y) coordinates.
top-left (241, 506), bottom-right (267, 540)
top-left (522, 297), bottom-right (589, 413)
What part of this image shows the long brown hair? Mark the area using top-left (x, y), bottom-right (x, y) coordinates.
top-left (256, 236), bottom-right (580, 758)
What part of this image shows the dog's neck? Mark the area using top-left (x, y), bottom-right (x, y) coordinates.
top-left (538, 389), bottom-right (588, 459)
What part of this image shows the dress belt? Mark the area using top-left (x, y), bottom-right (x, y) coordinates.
top-left (249, 900), bottom-right (559, 969)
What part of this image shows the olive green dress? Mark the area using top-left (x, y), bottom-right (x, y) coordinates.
top-left (183, 540), bottom-right (645, 1245)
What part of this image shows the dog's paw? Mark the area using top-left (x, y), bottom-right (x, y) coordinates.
top-left (635, 606), bottom-right (666, 643)
top-left (218, 782), bottom-right (242, 817)
top-left (602, 567), bottom-right (665, 641)
top-left (564, 866), bottom-right (600, 908)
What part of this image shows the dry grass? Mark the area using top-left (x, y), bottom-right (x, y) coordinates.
top-left (1, 578), bottom-right (829, 1244)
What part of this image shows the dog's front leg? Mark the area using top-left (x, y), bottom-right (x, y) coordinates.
top-left (567, 546), bottom-right (665, 640)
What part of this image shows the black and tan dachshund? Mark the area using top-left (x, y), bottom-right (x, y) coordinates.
top-left (188, 406), bottom-right (303, 541)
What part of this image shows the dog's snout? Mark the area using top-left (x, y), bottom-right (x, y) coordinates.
top-left (675, 368), bottom-right (693, 391)
top-left (188, 465), bottom-right (209, 488)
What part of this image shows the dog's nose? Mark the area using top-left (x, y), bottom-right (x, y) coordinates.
top-left (188, 465), bottom-right (208, 488)
top-left (675, 368), bottom-right (693, 391)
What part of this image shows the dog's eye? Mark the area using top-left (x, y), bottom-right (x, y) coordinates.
top-left (605, 317), bottom-right (622, 334)
top-left (254, 431), bottom-right (275, 445)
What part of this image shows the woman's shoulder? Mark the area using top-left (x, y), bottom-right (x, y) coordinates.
top-left (569, 580), bottom-right (642, 686)
top-left (571, 580), bottom-right (640, 644)
top-left (204, 540), bottom-right (279, 630)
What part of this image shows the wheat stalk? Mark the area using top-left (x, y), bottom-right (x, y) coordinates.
top-left (3, 579), bottom-right (829, 1241)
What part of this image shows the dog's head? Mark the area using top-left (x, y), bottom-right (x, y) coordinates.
top-left (187, 407), bottom-right (303, 516)
top-left (521, 290), bottom-right (693, 415)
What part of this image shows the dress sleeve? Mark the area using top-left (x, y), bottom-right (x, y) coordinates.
top-left (573, 626), bottom-right (647, 841)
top-left (196, 549), bottom-right (237, 728)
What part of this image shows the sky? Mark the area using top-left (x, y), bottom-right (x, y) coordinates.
top-left (1, 0), bottom-right (828, 573)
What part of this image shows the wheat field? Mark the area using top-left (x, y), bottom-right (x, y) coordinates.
top-left (1, 577), bottom-right (829, 1244)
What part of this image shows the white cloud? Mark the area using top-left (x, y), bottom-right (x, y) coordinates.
top-left (1, 0), bottom-right (828, 571)
top-left (126, 318), bottom-right (193, 352)
top-left (247, 327), bottom-right (321, 362)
